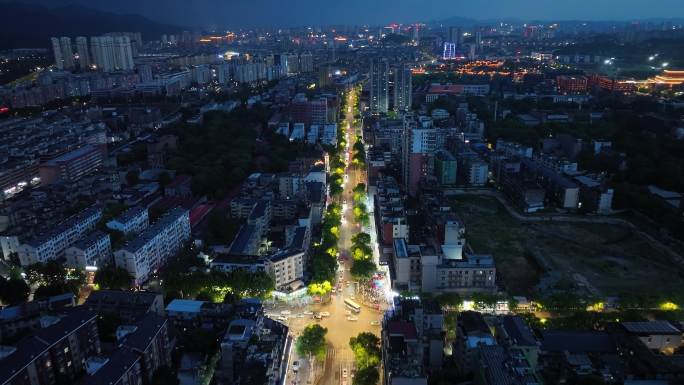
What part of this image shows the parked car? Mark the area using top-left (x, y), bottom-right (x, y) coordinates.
top-left (346, 316), bottom-right (359, 321)
top-left (370, 320), bottom-right (380, 326)
top-left (292, 361), bottom-right (300, 372)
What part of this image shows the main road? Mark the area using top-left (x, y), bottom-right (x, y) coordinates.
top-left (272, 89), bottom-right (387, 385)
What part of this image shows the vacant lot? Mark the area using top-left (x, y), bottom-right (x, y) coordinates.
top-left (452, 195), bottom-right (684, 298)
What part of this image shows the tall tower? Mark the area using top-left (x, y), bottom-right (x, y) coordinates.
top-left (448, 26), bottom-right (459, 44)
top-left (369, 58), bottom-right (389, 114)
top-left (59, 37), bottom-right (75, 69)
top-left (90, 36), bottom-right (115, 72)
top-left (51, 37), bottom-right (64, 70)
top-left (75, 36), bottom-right (91, 69)
top-left (393, 64), bottom-right (412, 112)
top-left (113, 36), bottom-right (135, 71)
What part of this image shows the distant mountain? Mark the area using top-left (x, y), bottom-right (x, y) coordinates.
top-left (0, 2), bottom-right (183, 50)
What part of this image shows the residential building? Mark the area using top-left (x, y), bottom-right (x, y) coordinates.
top-left (114, 207), bottom-right (191, 285)
top-left (75, 36), bottom-right (91, 69)
top-left (402, 115), bottom-right (436, 196)
top-left (83, 290), bottom-right (165, 323)
top-left (0, 310), bottom-right (101, 385)
top-left (106, 205), bottom-right (149, 235)
top-left (370, 58), bottom-right (389, 114)
top-left (394, 64), bottom-right (412, 112)
top-left (38, 145), bottom-right (105, 185)
top-left (265, 250), bottom-right (304, 290)
top-left (17, 205), bottom-right (103, 266)
top-left (210, 254), bottom-right (266, 273)
top-left (64, 230), bottom-right (112, 270)
top-left (620, 321), bottom-right (683, 354)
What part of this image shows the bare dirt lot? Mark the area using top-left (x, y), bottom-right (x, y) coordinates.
top-left (452, 195), bottom-right (684, 298)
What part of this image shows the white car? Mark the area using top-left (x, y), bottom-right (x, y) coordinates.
top-left (292, 361), bottom-right (300, 372)
top-left (280, 310), bottom-right (291, 316)
top-left (303, 310), bottom-right (314, 315)
top-left (346, 316), bottom-right (359, 321)
top-left (370, 320), bottom-right (380, 326)
top-left (342, 368), bottom-right (349, 378)
top-left (320, 311), bottom-right (331, 317)
top-left (277, 316), bottom-right (288, 322)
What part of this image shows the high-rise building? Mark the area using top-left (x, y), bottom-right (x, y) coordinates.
top-left (90, 36), bottom-right (115, 72)
top-left (60, 37), bottom-right (75, 69)
top-left (51, 37), bottom-right (75, 70)
top-left (402, 115), bottom-right (436, 196)
top-left (113, 36), bottom-right (135, 71)
top-left (442, 42), bottom-right (456, 60)
top-left (300, 52), bottom-right (314, 73)
top-left (138, 64), bottom-right (153, 83)
top-left (448, 26), bottom-right (459, 44)
top-left (393, 64), bottom-right (412, 112)
top-left (286, 53), bottom-right (299, 74)
top-left (75, 36), bottom-right (91, 68)
top-left (51, 37), bottom-right (64, 70)
top-left (369, 58), bottom-right (389, 114)
top-left (475, 31), bottom-right (483, 51)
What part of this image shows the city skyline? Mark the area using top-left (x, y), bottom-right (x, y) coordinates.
top-left (5, 0), bottom-right (684, 28)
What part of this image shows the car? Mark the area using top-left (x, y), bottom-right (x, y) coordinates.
top-left (346, 316), bottom-right (359, 321)
top-left (342, 369), bottom-right (348, 378)
top-left (370, 320), bottom-right (380, 326)
top-left (277, 316), bottom-right (288, 322)
top-left (280, 310), bottom-right (291, 316)
top-left (320, 311), bottom-right (330, 317)
top-left (313, 313), bottom-right (322, 320)
top-left (350, 295), bottom-right (355, 300)
top-left (303, 310), bottom-right (313, 315)
top-left (292, 361), bottom-right (300, 372)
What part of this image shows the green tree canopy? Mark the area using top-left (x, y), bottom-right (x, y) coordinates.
top-left (0, 277), bottom-right (30, 305)
top-left (349, 332), bottom-right (381, 369)
top-left (296, 324), bottom-right (328, 360)
top-left (350, 259), bottom-right (377, 280)
top-left (94, 265), bottom-right (133, 290)
top-left (353, 367), bottom-right (379, 385)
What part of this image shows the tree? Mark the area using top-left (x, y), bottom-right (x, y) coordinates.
top-left (307, 281), bottom-right (333, 296)
top-left (196, 290), bottom-right (213, 302)
top-left (94, 265), bottom-right (133, 290)
top-left (351, 233), bottom-right (371, 247)
top-left (151, 366), bottom-right (179, 385)
top-left (349, 332), bottom-right (381, 369)
top-left (353, 183), bottom-right (366, 194)
top-left (436, 292), bottom-right (462, 308)
top-left (296, 324), bottom-right (328, 361)
top-left (0, 277), bottom-right (30, 305)
top-left (353, 367), bottom-right (379, 385)
top-left (350, 259), bottom-right (376, 280)
top-left (34, 284), bottom-right (67, 299)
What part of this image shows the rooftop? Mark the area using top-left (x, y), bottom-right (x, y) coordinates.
top-left (621, 321), bottom-right (682, 336)
top-left (166, 299), bottom-right (206, 314)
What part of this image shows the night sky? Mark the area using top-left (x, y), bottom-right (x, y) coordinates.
top-left (7, 0), bottom-right (684, 28)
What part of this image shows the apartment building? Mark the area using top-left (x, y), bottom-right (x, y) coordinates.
top-left (0, 310), bottom-right (101, 385)
top-left (265, 250), bottom-right (305, 290)
top-left (38, 145), bottom-right (105, 185)
top-left (114, 207), bottom-right (191, 285)
top-left (64, 230), bottom-right (112, 269)
top-left (106, 205), bottom-right (149, 235)
top-left (17, 205), bottom-right (103, 266)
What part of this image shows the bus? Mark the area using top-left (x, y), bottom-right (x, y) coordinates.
top-left (344, 298), bottom-right (361, 313)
